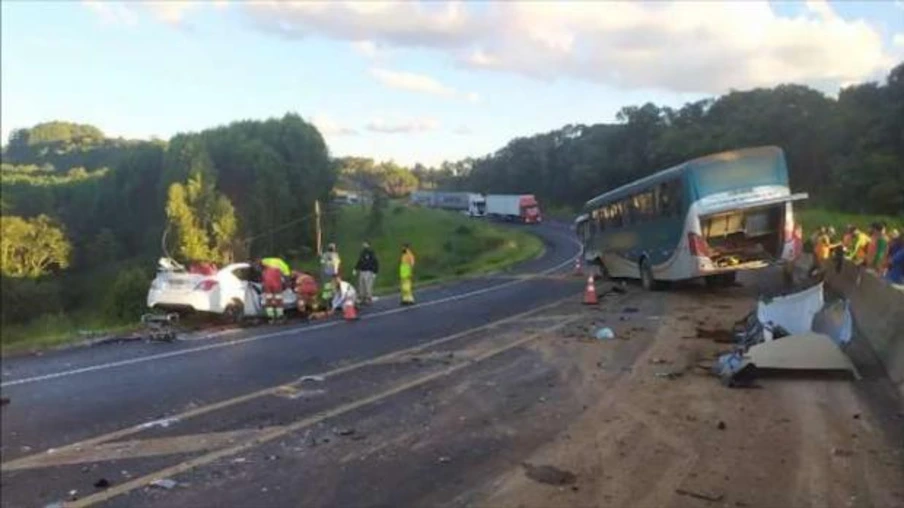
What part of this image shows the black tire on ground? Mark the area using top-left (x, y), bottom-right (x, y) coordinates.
top-left (223, 301), bottom-right (244, 325)
top-left (639, 258), bottom-right (658, 291)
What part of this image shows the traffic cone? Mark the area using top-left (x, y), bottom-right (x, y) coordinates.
top-left (342, 300), bottom-right (359, 321)
top-left (573, 257), bottom-right (583, 277)
top-left (582, 275), bottom-right (598, 305)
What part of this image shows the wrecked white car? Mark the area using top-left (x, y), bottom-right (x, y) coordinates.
top-left (147, 259), bottom-right (296, 321)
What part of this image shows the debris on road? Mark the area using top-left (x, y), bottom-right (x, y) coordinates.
top-left (1, 396), bottom-right (10, 406)
top-left (138, 417), bottom-right (180, 430)
top-left (299, 375), bottom-right (325, 383)
top-left (333, 427), bottom-right (356, 436)
top-left (675, 488), bottom-right (725, 503)
top-left (438, 456), bottom-right (452, 464)
top-left (523, 463), bottom-right (577, 485)
top-left (93, 478), bottom-right (110, 489)
top-left (717, 421), bottom-right (726, 430)
top-left (655, 371), bottom-right (683, 380)
top-left (650, 358), bottom-right (670, 365)
top-left (594, 327), bottom-right (615, 340)
top-left (622, 307), bottom-right (639, 314)
top-left (696, 327), bottom-right (734, 343)
top-left (150, 479), bottom-right (178, 490)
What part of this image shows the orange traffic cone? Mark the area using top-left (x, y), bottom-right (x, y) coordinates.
top-left (573, 257), bottom-right (583, 276)
top-left (582, 275), bottom-right (598, 305)
top-left (342, 300), bottom-right (359, 321)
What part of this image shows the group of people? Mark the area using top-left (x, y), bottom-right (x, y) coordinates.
top-left (811, 222), bottom-right (903, 284)
top-left (253, 241), bottom-right (418, 323)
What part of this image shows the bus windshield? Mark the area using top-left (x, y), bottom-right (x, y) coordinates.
top-left (691, 151), bottom-right (788, 199)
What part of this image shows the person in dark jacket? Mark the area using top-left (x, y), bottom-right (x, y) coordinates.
top-left (354, 241), bottom-right (379, 304)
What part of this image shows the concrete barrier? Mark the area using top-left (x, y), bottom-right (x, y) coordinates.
top-left (823, 261), bottom-right (904, 396)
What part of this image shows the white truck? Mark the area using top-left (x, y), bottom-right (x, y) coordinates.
top-left (486, 194), bottom-right (542, 224)
top-left (410, 191), bottom-right (486, 217)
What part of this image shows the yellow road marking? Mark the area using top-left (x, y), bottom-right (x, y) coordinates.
top-left (2, 427), bottom-right (279, 471)
top-left (67, 316), bottom-right (578, 507)
top-left (1, 296), bottom-right (575, 474)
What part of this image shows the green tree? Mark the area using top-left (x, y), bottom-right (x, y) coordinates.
top-left (165, 172), bottom-right (238, 264)
top-left (0, 215), bottom-right (71, 278)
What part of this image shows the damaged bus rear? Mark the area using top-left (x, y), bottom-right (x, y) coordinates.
top-left (581, 146), bottom-right (807, 289)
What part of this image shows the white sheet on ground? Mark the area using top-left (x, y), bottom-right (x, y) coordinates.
top-left (757, 282), bottom-right (824, 336)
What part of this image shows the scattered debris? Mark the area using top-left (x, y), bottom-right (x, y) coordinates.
top-left (438, 456), bottom-right (451, 464)
top-left (231, 458), bottom-right (247, 464)
top-left (832, 447), bottom-right (854, 457)
top-left (333, 427), bottom-right (356, 436)
top-left (622, 307), bottom-right (639, 313)
top-left (594, 327), bottom-right (615, 340)
top-left (675, 488), bottom-right (724, 503)
top-left (655, 371), bottom-right (683, 380)
top-left (650, 357), bottom-right (670, 365)
top-left (696, 327), bottom-right (734, 343)
top-left (523, 463), bottom-right (577, 485)
top-left (717, 421), bottom-right (726, 430)
top-left (757, 283), bottom-right (824, 336)
top-left (853, 413), bottom-right (861, 420)
top-left (812, 299), bottom-right (853, 346)
top-left (150, 478), bottom-right (177, 490)
top-left (93, 478), bottom-right (110, 489)
top-left (267, 454), bottom-right (280, 461)
top-left (299, 375), bottom-right (325, 383)
top-left (1, 396), bottom-right (10, 406)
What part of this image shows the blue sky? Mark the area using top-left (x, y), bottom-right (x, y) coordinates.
top-left (2, 1), bottom-right (902, 166)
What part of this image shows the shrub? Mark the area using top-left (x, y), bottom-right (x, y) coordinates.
top-left (0, 277), bottom-right (63, 325)
top-left (103, 266), bottom-right (152, 321)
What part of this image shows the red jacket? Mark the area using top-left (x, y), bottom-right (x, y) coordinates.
top-left (262, 266), bottom-right (284, 293)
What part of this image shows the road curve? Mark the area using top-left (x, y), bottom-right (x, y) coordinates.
top-left (0, 222), bottom-right (582, 464)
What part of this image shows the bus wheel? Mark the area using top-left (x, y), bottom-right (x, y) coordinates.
top-left (639, 258), bottom-right (658, 291)
top-left (596, 258), bottom-right (610, 280)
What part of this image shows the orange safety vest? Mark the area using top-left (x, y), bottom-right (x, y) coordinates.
top-left (814, 234), bottom-right (831, 261)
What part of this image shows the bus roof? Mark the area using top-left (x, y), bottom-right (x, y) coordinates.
top-left (582, 146), bottom-right (782, 211)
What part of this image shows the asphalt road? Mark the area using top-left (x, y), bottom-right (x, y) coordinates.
top-left (0, 221), bottom-right (585, 507)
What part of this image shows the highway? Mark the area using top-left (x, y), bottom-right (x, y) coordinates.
top-left (0, 221), bottom-right (586, 507)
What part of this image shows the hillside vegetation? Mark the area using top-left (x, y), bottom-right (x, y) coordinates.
top-left (443, 62), bottom-right (904, 216)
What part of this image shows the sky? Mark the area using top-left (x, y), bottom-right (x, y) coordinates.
top-left (2, 1), bottom-right (903, 167)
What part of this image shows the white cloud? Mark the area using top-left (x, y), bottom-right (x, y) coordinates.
top-left (366, 117), bottom-right (439, 134)
top-left (370, 67), bottom-right (456, 97)
top-left (452, 125), bottom-right (472, 135)
top-left (242, 1), bottom-right (898, 94)
top-left (311, 115), bottom-right (358, 136)
top-left (894, 34), bottom-right (904, 48)
top-left (82, 0), bottom-right (138, 26)
top-left (369, 67), bottom-right (479, 102)
top-left (82, 0), bottom-right (227, 27)
top-left (352, 40), bottom-right (380, 59)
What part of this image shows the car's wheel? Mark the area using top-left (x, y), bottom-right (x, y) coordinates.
top-left (223, 301), bottom-right (244, 325)
top-left (639, 258), bottom-right (658, 291)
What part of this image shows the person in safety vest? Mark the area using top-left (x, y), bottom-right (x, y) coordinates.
top-left (262, 264), bottom-right (285, 322)
top-left (399, 243), bottom-right (416, 306)
top-left (845, 226), bottom-right (871, 265)
top-left (866, 222), bottom-right (889, 273)
top-left (262, 257), bottom-right (291, 276)
top-left (330, 275), bottom-right (358, 314)
top-left (293, 271), bottom-right (320, 317)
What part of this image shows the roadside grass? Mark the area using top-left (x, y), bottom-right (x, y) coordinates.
top-left (544, 204), bottom-right (580, 223)
top-left (291, 203), bottom-right (545, 293)
top-left (797, 207), bottom-right (903, 235)
top-left (1, 203), bottom-right (543, 356)
top-left (1, 312), bottom-right (133, 355)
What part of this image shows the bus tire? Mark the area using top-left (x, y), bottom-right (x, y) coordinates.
top-left (595, 257), bottom-right (610, 280)
top-left (639, 258), bottom-right (658, 291)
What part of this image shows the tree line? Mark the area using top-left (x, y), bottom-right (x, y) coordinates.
top-left (1, 114), bottom-right (335, 327)
top-left (448, 62), bottom-right (904, 216)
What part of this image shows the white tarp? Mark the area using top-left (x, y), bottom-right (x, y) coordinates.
top-left (757, 282), bottom-right (824, 337)
top-left (746, 333), bottom-right (858, 378)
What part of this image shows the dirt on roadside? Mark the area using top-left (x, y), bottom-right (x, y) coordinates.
top-left (477, 284), bottom-right (904, 508)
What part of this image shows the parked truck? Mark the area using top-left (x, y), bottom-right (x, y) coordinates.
top-left (410, 191), bottom-right (486, 217)
top-left (485, 194), bottom-right (542, 224)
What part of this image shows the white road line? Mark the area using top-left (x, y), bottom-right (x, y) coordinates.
top-left (1, 238), bottom-right (580, 388)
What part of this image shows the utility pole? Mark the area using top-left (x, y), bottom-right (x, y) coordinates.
top-left (315, 199), bottom-right (322, 256)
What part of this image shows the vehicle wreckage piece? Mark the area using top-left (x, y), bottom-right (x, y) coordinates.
top-left (716, 332), bottom-right (859, 386)
top-left (811, 299), bottom-right (853, 346)
top-left (756, 282), bottom-right (824, 337)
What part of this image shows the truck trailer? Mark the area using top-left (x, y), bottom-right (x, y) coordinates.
top-left (485, 194), bottom-right (542, 224)
top-left (410, 191), bottom-right (486, 217)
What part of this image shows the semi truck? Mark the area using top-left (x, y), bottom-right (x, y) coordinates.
top-left (410, 191), bottom-right (486, 217)
top-left (485, 194), bottom-right (542, 224)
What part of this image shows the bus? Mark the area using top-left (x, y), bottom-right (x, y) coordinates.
top-left (578, 146), bottom-right (808, 289)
